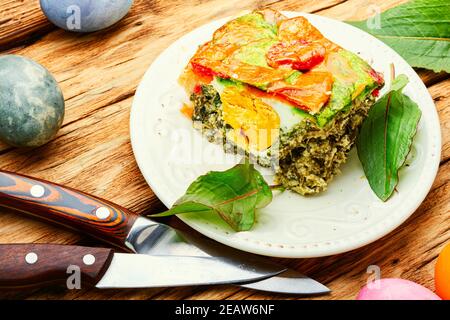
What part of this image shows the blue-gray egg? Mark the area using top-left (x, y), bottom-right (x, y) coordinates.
top-left (40, 0), bottom-right (134, 33)
top-left (0, 55), bottom-right (65, 148)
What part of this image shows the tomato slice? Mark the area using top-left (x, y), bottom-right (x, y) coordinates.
top-left (191, 62), bottom-right (216, 78)
top-left (369, 69), bottom-right (384, 86)
top-left (193, 84), bottom-right (203, 94)
top-left (371, 88), bottom-right (380, 97)
top-left (266, 41), bottom-right (325, 71)
top-left (268, 71), bottom-right (333, 113)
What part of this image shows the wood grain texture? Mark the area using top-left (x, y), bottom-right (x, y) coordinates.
top-left (0, 0), bottom-right (448, 300)
top-left (0, 171), bottom-right (139, 248)
top-left (0, 244), bottom-right (114, 288)
top-left (0, 0), bottom-right (55, 51)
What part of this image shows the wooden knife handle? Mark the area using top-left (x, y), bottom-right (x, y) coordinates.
top-left (0, 244), bottom-right (114, 288)
top-left (0, 170), bottom-right (139, 248)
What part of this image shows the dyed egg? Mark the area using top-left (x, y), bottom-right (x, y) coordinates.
top-left (0, 55), bottom-right (65, 148)
top-left (357, 278), bottom-right (441, 300)
top-left (435, 243), bottom-right (450, 300)
top-left (40, 0), bottom-right (134, 33)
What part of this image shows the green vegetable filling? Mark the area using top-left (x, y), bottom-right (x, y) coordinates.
top-left (189, 83), bottom-right (378, 195)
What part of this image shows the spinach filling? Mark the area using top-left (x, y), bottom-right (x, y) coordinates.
top-left (191, 85), bottom-right (225, 144)
top-left (276, 95), bottom-right (375, 195)
top-left (190, 84), bottom-right (377, 195)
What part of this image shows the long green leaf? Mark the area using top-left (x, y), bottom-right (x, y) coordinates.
top-left (150, 161), bottom-right (272, 231)
top-left (347, 0), bottom-right (450, 73)
top-left (357, 75), bottom-right (421, 201)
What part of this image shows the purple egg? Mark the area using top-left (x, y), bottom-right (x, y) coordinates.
top-left (40, 0), bottom-right (134, 32)
top-left (357, 278), bottom-right (441, 300)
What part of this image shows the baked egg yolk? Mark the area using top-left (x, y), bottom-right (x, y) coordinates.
top-left (221, 86), bottom-right (280, 152)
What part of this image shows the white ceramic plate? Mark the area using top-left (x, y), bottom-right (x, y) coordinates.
top-left (130, 12), bottom-right (441, 258)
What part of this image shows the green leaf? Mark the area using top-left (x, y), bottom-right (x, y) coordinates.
top-left (356, 75), bottom-right (422, 201)
top-left (150, 161), bottom-right (272, 231)
top-left (347, 0), bottom-right (450, 73)
top-left (390, 74), bottom-right (409, 92)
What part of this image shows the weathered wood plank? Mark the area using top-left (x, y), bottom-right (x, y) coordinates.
top-left (417, 70), bottom-right (449, 87)
top-left (0, 96), bottom-right (169, 300)
top-left (0, 0), bottom-right (445, 154)
top-left (0, 96), bottom-right (166, 214)
top-left (429, 79), bottom-right (450, 163)
top-left (0, 0), bottom-right (344, 52)
top-left (0, 0), bottom-right (54, 51)
top-left (0, 0), bottom-right (448, 300)
top-left (0, 0), bottom-right (344, 154)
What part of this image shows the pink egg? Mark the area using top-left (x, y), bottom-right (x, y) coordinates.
top-left (357, 278), bottom-right (441, 300)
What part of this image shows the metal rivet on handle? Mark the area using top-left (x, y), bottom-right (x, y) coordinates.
top-left (25, 252), bottom-right (38, 264)
top-left (83, 254), bottom-right (96, 266)
top-left (30, 185), bottom-right (45, 198)
top-left (95, 207), bottom-right (110, 220)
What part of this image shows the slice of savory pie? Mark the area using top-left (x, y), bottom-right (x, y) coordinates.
top-left (179, 9), bottom-right (384, 195)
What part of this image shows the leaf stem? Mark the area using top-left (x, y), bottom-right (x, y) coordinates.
top-left (269, 184), bottom-right (285, 192)
top-left (383, 64), bottom-right (396, 191)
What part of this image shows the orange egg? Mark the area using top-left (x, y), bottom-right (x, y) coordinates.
top-left (435, 242), bottom-right (450, 300)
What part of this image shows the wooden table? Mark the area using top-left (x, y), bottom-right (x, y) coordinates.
top-left (0, 0), bottom-right (448, 300)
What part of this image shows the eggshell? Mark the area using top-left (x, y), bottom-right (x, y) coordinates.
top-left (435, 242), bottom-right (450, 299)
top-left (0, 55), bottom-right (65, 148)
top-left (40, 0), bottom-right (134, 32)
top-left (357, 278), bottom-right (441, 300)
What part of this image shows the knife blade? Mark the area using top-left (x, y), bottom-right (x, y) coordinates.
top-left (128, 216), bottom-right (330, 295)
top-left (0, 170), bottom-right (330, 295)
top-left (0, 244), bottom-right (282, 289)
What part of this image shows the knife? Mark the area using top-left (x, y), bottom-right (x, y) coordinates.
top-left (0, 170), bottom-right (330, 295)
top-left (0, 244), bottom-right (282, 289)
